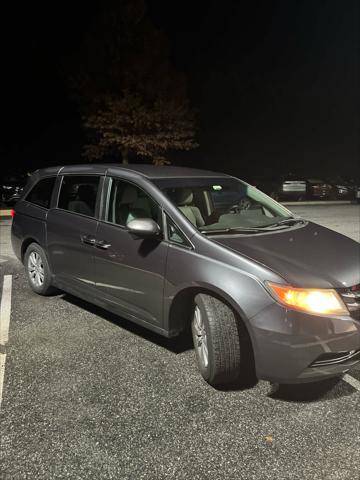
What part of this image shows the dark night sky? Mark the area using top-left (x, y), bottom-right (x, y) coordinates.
top-left (1, 0), bottom-right (359, 178)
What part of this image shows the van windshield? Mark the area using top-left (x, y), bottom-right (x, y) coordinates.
top-left (153, 177), bottom-right (293, 232)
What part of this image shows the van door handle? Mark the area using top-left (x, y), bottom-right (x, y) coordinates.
top-left (81, 235), bottom-right (96, 246)
top-left (95, 240), bottom-right (111, 250)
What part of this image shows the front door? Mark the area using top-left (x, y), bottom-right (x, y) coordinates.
top-left (94, 177), bottom-right (168, 326)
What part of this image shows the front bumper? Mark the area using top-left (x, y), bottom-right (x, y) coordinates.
top-left (249, 302), bottom-right (360, 384)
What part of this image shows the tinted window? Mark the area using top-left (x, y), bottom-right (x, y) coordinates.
top-left (107, 178), bottom-right (161, 227)
top-left (58, 175), bottom-right (100, 218)
top-left (26, 177), bottom-right (56, 209)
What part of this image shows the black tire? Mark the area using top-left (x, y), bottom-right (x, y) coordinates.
top-left (24, 243), bottom-right (56, 295)
top-left (191, 293), bottom-right (254, 388)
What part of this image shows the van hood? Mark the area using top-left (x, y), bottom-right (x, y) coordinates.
top-left (214, 222), bottom-right (360, 289)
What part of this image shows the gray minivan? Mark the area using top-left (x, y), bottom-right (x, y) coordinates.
top-left (11, 164), bottom-right (360, 387)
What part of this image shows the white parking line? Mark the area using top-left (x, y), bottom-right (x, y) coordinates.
top-left (0, 275), bottom-right (12, 345)
top-left (0, 275), bottom-right (12, 409)
top-left (0, 353), bottom-right (6, 409)
top-left (343, 374), bottom-right (360, 391)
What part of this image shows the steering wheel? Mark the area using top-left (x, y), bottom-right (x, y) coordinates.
top-left (229, 197), bottom-right (252, 213)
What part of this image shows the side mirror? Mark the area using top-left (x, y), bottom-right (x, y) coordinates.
top-left (126, 218), bottom-right (161, 238)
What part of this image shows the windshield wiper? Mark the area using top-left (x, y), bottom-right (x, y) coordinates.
top-left (200, 227), bottom-right (266, 235)
top-left (200, 218), bottom-right (306, 235)
top-left (263, 218), bottom-right (306, 228)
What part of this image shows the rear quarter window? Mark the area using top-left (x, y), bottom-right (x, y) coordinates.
top-left (26, 177), bottom-right (56, 209)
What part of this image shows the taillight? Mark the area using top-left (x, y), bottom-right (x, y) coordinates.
top-left (10, 209), bottom-right (15, 218)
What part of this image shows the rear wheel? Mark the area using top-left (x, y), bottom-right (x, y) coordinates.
top-left (24, 243), bottom-right (55, 295)
top-left (191, 293), bottom-right (254, 388)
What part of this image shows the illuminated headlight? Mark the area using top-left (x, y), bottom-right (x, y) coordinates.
top-left (2, 185), bottom-right (12, 190)
top-left (267, 282), bottom-right (349, 315)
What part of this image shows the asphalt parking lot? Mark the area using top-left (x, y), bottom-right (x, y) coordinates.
top-left (0, 204), bottom-right (359, 479)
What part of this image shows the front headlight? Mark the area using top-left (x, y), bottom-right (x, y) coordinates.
top-left (267, 282), bottom-right (349, 315)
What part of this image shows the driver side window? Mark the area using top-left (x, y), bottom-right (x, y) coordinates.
top-left (107, 179), bottom-right (161, 227)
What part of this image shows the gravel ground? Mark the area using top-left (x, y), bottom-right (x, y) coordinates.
top-left (0, 204), bottom-right (359, 480)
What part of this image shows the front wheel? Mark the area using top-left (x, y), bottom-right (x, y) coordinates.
top-left (24, 243), bottom-right (56, 295)
top-left (191, 294), bottom-right (253, 388)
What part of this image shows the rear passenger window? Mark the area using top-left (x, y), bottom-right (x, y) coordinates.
top-left (58, 175), bottom-right (100, 218)
top-left (26, 177), bottom-right (56, 209)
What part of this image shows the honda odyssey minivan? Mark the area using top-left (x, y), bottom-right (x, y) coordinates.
top-left (11, 165), bottom-right (360, 387)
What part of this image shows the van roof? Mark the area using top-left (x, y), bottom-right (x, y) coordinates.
top-left (36, 164), bottom-right (229, 179)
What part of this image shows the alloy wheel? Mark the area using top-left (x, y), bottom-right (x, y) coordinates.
top-left (28, 251), bottom-right (45, 288)
top-left (193, 305), bottom-right (209, 368)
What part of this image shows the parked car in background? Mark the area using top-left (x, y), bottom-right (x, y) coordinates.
top-left (327, 177), bottom-right (359, 200)
top-left (11, 164), bottom-right (360, 388)
top-left (1, 174), bottom-right (27, 205)
top-left (305, 178), bottom-right (337, 200)
top-left (280, 178), bottom-right (307, 200)
top-left (250, 175), bottom-right (307, 201)
top-left (250, 175), bottom-right (359, 202)
top-left (332, 184), bottom-right (353, 199)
